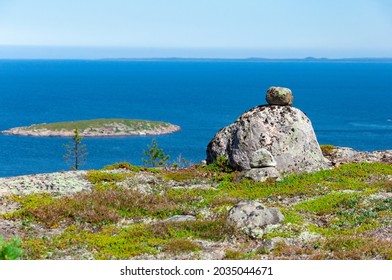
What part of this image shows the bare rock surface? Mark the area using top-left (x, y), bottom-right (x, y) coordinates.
top-left (163, 215), bottom-right (197, 223)
top-left (0, 171), bottom-right (93, 196)
top-left (207, 105), bottom-right (330, 173)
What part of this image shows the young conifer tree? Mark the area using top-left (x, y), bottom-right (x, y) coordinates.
top-left (142, 139), bottom-right (169, 167)
top-left (64, 128), bottom-right (87, 170)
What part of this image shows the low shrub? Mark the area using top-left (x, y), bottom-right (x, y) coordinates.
top-left (103, 162), bottom-right (143, 172)
top-left (204, 156), bottom-right (234, 173)
top-left (163, 167), bottom-right (205, 182)
top-left (84, 170), bottom-right (128, 184)
top-left (162, 239), bottom-right (201, 254)
top-left (17, 189), bottom-right (182, 227)
top-left (320, 144), bottom-right (335, 156)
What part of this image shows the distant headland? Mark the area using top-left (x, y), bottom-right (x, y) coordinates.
top-left (1, 119), bottom-right (181, 137)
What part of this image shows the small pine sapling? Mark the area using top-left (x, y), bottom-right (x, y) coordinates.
top-left (142, 139), bottom-right (170, 167)
top-left (0, 235), bottom-right (24, 260)
top-left (64, 128), bottom-right (87, 170)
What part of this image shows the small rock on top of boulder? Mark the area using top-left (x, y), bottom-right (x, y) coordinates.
top-left (266, 86), bottom-right (293, 106)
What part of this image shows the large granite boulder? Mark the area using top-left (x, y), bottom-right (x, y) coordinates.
top-left (206, 105), bottom-right (330, 173)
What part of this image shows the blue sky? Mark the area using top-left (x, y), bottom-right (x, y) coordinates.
top-left (0, 0), bottom-right (391, 58)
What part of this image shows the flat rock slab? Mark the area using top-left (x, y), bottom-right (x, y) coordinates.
top-left (0, 171), bottom-right (92, 196)
top-left (163, 215), bottom-right (197, 223)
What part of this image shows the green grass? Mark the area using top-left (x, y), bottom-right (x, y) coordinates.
top-left (24, 118), bottom-right (171, 132)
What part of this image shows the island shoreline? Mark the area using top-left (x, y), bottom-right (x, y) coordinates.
top-left (1, 119), bottom-right (181, 137)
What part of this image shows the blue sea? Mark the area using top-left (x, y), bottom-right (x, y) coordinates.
top-left (0, 60), bottom-right (391, 177)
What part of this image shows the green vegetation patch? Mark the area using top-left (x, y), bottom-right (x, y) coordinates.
top-left (22, 218), bottom-right (236, 259)
top-left (300, 193), bottom-right (391, 237)
top-left (103, 162), bottom-right (144, 172)
top-left (321, 236), bottom-right (392, 259)
top-left (163, 166), bottom-right (208, 182)
top-left (84, 170), bottom-right (129, 184)
top-left (162, 239), bottom-right (201, 254)
top-left (294, 192), bottom-right (362, 215)
top-left (320, 144), bottom-right (335, 156)
top-left (27, 118), bottom-right (171, 132)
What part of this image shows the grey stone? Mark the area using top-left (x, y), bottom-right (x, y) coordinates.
top-left (227, 200), bottom-right (284, 239)
top-left (250, 148), bottom-right (276, 168)
top-left (244, 167), bottom-right (281, 182)
top-left (266, 86), bottom-right (293, 106)
top-left (163, 215), bottom-right (196, 222)
top-left (207, 105), bottom-right (330, 173)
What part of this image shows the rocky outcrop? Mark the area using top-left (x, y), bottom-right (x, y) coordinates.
top-left (227, 200), bottom-right (284, 239)
top-left (207, 104), bottom-right (330, 174)
top-left (324, 146), bottom-right (392, 166)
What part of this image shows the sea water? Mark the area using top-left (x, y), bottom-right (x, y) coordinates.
top-left (0, 60), bottom-right (391, 177)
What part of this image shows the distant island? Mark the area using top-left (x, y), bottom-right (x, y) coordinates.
top-left (101, 57), bottom-right (392, 63)
top-left (1, 119), bottom-right (181, 137)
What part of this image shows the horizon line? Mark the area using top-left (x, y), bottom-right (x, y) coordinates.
top-left (1, 57), bottom-right (392, 61)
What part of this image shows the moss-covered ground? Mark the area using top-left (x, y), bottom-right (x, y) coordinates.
top-left (1, 161), bottom-right (391, 259)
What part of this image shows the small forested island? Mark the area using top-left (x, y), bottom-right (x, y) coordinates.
top-left (1, 119), bottom-right (181, 137)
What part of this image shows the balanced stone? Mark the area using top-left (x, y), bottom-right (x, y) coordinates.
top-left (266, 86), bottom-right (293, 106)
top-left (249, 148), bottom-right (276, 168)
